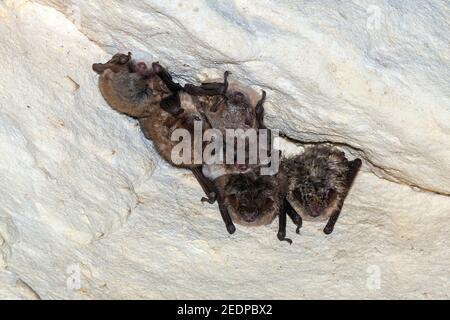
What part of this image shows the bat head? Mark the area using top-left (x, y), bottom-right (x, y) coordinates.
top-left (284, 146), bottom-right (350, 220)
top-left (290, 177), bottom-right (339, 218)
top-left (224, 173), bottom-right (279, 226)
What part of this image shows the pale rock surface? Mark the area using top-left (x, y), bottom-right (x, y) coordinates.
top-left (0, 1), bottom-right (449, 299)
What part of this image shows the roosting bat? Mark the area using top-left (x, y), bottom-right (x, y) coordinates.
top-left (185, 72), bottom-right (300, 242)
top-left (282, 145), bottom-right (362, 235)
top-left (92, 52), bottom-right (216, 202)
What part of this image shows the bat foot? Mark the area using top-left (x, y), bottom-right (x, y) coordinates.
top-left (291, 215), bottom-right (302, 230)
top-left (256, 90), bottom-right (266, 110)
top-left (323, 225), bottom-right (334, 235)
top-left (201, 192), bottom-right (217, 204)
top-left (277, 232), bottom-right (292, 245)
top-left (227, 224), bottom-right (236, 235)
top-left (222, 71), bottom-right (231, 95)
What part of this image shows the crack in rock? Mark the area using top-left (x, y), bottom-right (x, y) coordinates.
top-left (280, 133), bottom-right (450, 198)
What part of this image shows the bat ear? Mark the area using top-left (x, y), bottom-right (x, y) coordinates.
top-left (160, 93), bottom-right (184, 116)
top-left (120, 52), bottom-right (132, 64)
top-left (261, 197), bottom-right (275, 213)
top-left (151, 62), bottom-right (163, 74)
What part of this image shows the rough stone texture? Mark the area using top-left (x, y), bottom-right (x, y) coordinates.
top-left (0, 1), bottom-right (449, 299)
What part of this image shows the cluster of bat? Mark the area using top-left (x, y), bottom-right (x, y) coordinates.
top-left (92, 52), bottom-right (362, 244)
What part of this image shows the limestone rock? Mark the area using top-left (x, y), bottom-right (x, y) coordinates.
top-left (0, 1), bottom-right (449, 299)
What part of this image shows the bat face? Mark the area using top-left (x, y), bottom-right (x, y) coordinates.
top-left (284, 146), bottom-right (350, 221)
top-left (224, 91), bottom-right (255, 127)
top-left (290, 178), bottom-right (339, 219)
top-left (223, 173), bottom-right (280, 226)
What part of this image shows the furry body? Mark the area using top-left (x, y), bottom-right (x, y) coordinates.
top-left (93, 53), bottom-right (208, 169)
top-left (282, 145), bottom-right (362, 234)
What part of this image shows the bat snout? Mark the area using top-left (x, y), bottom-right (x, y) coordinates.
top-left (238, 205), bottom-right (259, 223)
top-left (307, 203), bottom-right (324, 217)
top-left (92, 63), bottom-right (107, 75)
top-left (242, 211), bottom-right (259, 223)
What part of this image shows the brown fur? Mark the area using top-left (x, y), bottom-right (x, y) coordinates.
top-left (93, 53), bottom-right (208, 168)
top-left (139, 92), bottom-right (209, 168)
top-left (186, 74), bottom-right (279, 227)
top-left (282, 145), bottom-right (351, 221)
top-left (214, 169), bottom-right (287, 227)
top-left (189, 74), bottom-right (268, 178)
top-left (197, 79), bottom-right (264, 133)
top-left (93, 53), bottom-right (171, 118)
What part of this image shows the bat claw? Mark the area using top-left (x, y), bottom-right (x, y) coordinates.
top-left (277, 232), bottom-right (292, 244)
top-left (222, 71), bottom-right (231, 95)
top-left (323, 225), bottom-right (334, 235)
top-left (201, 192), bottom-right (217, 204)
top-left (227, 224), bottom-right (236, 235)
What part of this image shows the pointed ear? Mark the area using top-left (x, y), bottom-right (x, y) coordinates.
top-left (118, 52), bottom-right (132, 64)
top-left (151, 61), bottom-right (163, 73)
top-left (160, 93), bottom-right (184, 116)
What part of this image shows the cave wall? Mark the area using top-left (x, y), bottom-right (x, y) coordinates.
top-left (0, 0), bottom-right (449, 299)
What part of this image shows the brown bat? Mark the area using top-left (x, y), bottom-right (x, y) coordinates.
top-left (213, 167), bottom-right (301, 243)
top-left (92, 52), bottom-right (216, 201)
top-left (282, 145), bottom-right (362, 235)
top-left (184, 72), bottom-right (300, 242)
top-left (185, 71), bottom-right (267, 133)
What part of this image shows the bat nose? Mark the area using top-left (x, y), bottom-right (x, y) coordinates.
top-left (236, 164), bottom-right (249, 172)
top-left (309, 204), bottom-right (322, 217)
top-left (240, 206), bottom-right (259, 222)
top-left (242, 211), bottom-right (258, 222)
